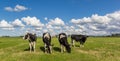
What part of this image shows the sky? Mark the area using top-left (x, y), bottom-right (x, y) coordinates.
top-left (0, 0), bottom-right (120, 36)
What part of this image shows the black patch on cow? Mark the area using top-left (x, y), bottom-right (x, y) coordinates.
top-left (58, 33), bottom-right (71, 53)
top-left (71, 34), bottom-right (88, 46)
top-left (42, 32), bottom-right (52, 53)
top-left (23, 33), bottom-right (37, 52)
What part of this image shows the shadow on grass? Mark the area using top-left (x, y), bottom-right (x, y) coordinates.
top-left (24, 47), bottom-right (34, 51)
top-left (53, 47), bottom-right (61, 52)
top-left (75, 45), bottom-right (80, 47)
top-left (40, 46), bottom-right (44, 53)
top-left (24, 47), bottom-right (30, 51)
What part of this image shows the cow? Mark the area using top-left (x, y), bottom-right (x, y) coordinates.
top-left (42, 32), bottom-right (52, 53)
top-left (58, 33), bottom-right (71, 53)
top-left (23, 33), bottom-right (37, 52)
top-left (71, 34), bottom-right (88, 47)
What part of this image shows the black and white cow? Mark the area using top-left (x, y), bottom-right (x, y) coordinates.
top-left (71, 34), bottom-right (88, 47)
top-left (42, 32), bottom-right (52, 53)
top-left (58, 33), bottom-right (71, 53)
top-left (23, 33), bottom-right (37, 52)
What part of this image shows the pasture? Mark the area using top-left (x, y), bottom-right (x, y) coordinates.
top-left (0, 37), bottom-right (120, 61)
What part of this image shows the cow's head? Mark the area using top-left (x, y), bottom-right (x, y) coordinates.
top-left (66, 45), bottom-right (71, 53)
top-left (23, 33), bottom-right (29, 40)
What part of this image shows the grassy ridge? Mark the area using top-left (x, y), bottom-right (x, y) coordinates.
top-left (0, 37), bottom-right (120, 61)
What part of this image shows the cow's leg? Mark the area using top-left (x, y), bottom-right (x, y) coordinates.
top-left (80, 41), bottom-right (84, 47)
top-left (71, 39), bottom-right (75, 47)
top-left (29, 42), bottom-right (32, 52)
top-left (31, 42), bottom-right (34, 51)
top-left (33, 41), bottom-right (36, 52)
top-left (60, 45), bottom-right (63, 53)
top-left (63, 46), bottom-right (66, 52)
top-left (50, 45), bottom-right (52, 53)
top-left (44, 44), bottom-right (47, 53)
top-left (71, 39), bottom-right (73, 46)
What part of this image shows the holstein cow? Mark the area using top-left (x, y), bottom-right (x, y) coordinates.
top-left (58, 33), bottom-right (71, 53)
top-left (42, 33), bottom-right (52, 53)
top-left (23, 33), bottom-right (37, 52)
top-left (71, 34), bottom-right (88, 47)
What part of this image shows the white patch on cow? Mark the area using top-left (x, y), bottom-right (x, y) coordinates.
top-left (29, 42), bottom-right (32, 52)
top-left (29, 41), bottom-right (36, 52)
top-left (27, 35), bottom-right (30, 40)
top-left (44, 43), bottom-right (47, 53)
top-left (50, 45), bottom-right (52, 53)
top-left (60, 35), bottom-right (65, 39)
top-left (33, 41), bottom-right (36, 52)
top-left (60, 45), bottom-right (63, 53)
top-left (44, 33), bottom-right (50, 39)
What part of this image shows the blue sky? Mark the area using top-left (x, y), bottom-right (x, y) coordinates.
top-left (0, 0), bottom-right (120, 36)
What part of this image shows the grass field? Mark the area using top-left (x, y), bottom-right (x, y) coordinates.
top-left (0, 37), bottom-right (120, 61)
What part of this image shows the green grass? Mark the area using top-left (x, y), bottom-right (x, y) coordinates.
top-left (0, 37), bottom-right (120, 61)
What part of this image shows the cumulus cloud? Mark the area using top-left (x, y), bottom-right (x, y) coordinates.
top-left (0, 20), bottom-right (13, 28)
top-left (48, 17), bottom-right (65, 26)
top-left (70, 17), bottom-right (92, 24)
top-left (1, 11), bottom-right (120, 36)
top-left (70, 11), bottom-right (120, 35)
top-left (4, 4), bottom-right (28, 12)
top-left (12, 19), bottom-right (25, 27)
top-left (0, 20), bottom-right (14, 30)
top-left (44, 17), bottom-right (48, 21)
top-left (46, 24), bottom-right (53, 29)
top-left (35, 27), bottom-right (42, 31)
top-left (91, 14), bottom-right (111, 24)
top-left (4, 7), bottom-right (13, 12)
top-left (22, 16), bottom-right (44, 27)
top-left (107, 11), bottom-right (120, 21)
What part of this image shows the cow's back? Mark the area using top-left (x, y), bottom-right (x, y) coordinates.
top-left (29, 33), bottom-right (37, 42)
top-left (71, 35), bottom-right (83, 41)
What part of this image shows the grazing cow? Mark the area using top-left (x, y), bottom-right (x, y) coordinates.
top-left (23, 33), bottom-right (37, 52)
top-left (42, 33), bottom-right (52, 53)
top-left (71, 34), bottom-right (88, 47)
top-left (58, 33), bottom-right (71, 53)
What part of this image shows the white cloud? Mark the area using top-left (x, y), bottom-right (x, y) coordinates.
top-left (48, 17), bottom-right (65, 26)
top-left (107, 11), bottom-right (120, 21)
top-left (35, 27), bottom-right (42, 30)
top-left (91, 14), bottom-right (111, 24)
top-left (44, 17), bottom-right (48, 21)
top-left (14, 5), bottom-right (28, 12)
top-left (0, 20), bottom-right (14, 30)
top-left (21, 16), bottom-right (44, 27)
top-left (54, 26), bottom-right (61, 30)
top-left (4, 7), bottom-right (13, 11)
top-left (4, 4), bottom-right (28, 12)
top-left (12, 19), bottom-right (25, 27)
top-left (88, 25), bottom-right (99, 31)
top-left (1, 10), bottom-right (120, 36)
top-left (0, 20), bottom-right (13, 28)
top-left (71, 14), bottom-right (110, 25)
top-left (70, 10), bottom-right (120, 35)
top-left (70, 17), bottom-right (92, 24)
top-left (46, 24), bottom-right (53, 29)
top-left (42, 29), bottom-right (48, 33)
top-left (87, 31), bottom-right (108, 36)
